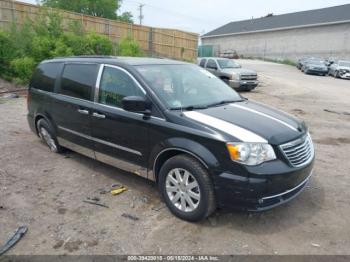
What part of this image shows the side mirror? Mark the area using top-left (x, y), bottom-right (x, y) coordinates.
top-left (122, 96), bottom-right (150, 116)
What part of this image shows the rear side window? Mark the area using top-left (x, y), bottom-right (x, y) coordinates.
top-left (30, 62), bottom-right (62, 92)
top-left (60, 64), bottom-right (98, 100)
top-left (199, 59), bottom-right (207, 68)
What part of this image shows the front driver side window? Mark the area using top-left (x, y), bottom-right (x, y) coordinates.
top-left (99, 66), bottom-right (144, 107)
top-left (206, 59), bottom-right (217, 69)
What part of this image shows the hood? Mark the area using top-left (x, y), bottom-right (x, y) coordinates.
top-left (338, 66), bottom-right (350, 71)
top-left (182, 100), bottom-right (306, 145)
top-left (308, 63), bottom-right (327, 68)
top-left (221, 68), bottom-right (257, 75)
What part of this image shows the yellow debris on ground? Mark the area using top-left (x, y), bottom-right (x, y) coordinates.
top-left (111, 186), bottom-right (127, 196)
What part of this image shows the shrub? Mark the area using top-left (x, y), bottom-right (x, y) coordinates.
top-left (8, 21), bottom-right (35, 58)
top-left (62, 33), bottom-right (93, 55)
top-left (34, 10), bottom-right (63, 39)
top-left (50, 40), bottom-right (74, 58)
top-left (0, 10), bottom-right (146, 83)
top-left (10, 57), bottom-right (36, 84)
top-left (0, 31), bottom-right (15, 76)
top-left (280, 59), bottom-right (297, 66)
top-left (117, 37), bottom-right (143, 56)
top-left (86, 33), bottom-right (114, 55)
top-left (31, 36), bottom-right (56, 62)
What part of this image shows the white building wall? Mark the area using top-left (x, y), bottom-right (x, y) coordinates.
top-left (201, 23), bottom-right (350, 61)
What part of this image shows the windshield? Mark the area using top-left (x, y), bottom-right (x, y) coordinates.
top-left (136, 64), bottom-right (242, 110)
top-left (217, 59), bottom-right (240, 69)
top-left (307, 60), bottom-right (325, 65)
top-left (339, 61), bottom-right (350, 67)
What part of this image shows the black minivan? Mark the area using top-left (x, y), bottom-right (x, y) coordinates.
top-left (27, 56), bottom-right (315, 221)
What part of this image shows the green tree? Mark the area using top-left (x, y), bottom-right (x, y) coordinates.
top-left (41, 0), bottom-right (133, 23)
top-left (117, 11), bottom-right (133, 23)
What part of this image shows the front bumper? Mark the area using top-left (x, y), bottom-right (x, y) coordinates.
top-left (253, 170), bottom-right (312, 211)
top-left (306, 69), bottom-right (328, 75)
top-left (213, 157), bottom-right (314, 211)
top-left (339, 72), bottom-right (350, 79)
top-left (229, 79), bottom-right (259, 90)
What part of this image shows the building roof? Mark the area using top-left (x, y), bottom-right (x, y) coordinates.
top-left (202, 4), bottom-right (350, 38)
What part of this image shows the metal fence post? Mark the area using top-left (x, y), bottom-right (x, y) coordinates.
top-left (148, 27), bottom-right (153, 57)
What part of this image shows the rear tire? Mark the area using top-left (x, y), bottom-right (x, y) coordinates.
top-left (37, 119), bottom-right (63, 153)
top-left (158, 154), bottom-right (216, 222)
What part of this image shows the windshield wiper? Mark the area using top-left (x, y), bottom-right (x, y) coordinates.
top-left (206, 99), bottom-right (245, 108)
top-left (170, 105), bottom-right (208, 111)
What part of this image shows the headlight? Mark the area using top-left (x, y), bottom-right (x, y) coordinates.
top-left (226, 143), bottom-right (276, 165)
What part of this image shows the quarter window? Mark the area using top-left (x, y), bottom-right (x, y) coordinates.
top-left (60, 64), bottom-right (98, 100)
top-left (30, 62), bottom-right (63, 92)
top-left (98, 66), bottom-right (144, 107)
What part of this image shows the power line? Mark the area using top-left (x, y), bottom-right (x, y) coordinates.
top-left (125, 0), bottom-right (213, 24)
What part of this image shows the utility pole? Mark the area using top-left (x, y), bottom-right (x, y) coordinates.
top-left (138, 3), bottom-right (145, 25)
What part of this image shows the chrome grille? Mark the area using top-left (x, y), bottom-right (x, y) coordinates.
top-left (280, 134), bottom-right (314, 167)
top-left (240, 74), bottom-right (257, 80)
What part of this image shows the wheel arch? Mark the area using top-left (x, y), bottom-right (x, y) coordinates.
top-left (150, 138), bottom-right (220, 183)
top-left (34, 113), bottom-right (55, 136)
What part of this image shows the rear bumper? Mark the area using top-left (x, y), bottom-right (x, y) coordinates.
top-left (213, 157), bottom-right (314, 211)
top-left (229, 80), bottom-right (258, 90)
top-left (27, 114), bottom-right (36, 134)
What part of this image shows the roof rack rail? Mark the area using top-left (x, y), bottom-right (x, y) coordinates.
top-left (71, 55), bottom-right (116, 58)
top-left (54, 55), bottom-right (117, 59)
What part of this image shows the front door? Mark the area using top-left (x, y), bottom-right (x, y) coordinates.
top-left (90, 65), bottom-right (149, 178)
top-left (53, 63), bottom-right (99, 158)
top-left (206, 58), bottom-right (219, 77)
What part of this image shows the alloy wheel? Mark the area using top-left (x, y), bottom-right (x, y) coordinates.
top-left (39, 127), bottom-right (58, 152)
top-left (165, 168), bottom-right (201, 212)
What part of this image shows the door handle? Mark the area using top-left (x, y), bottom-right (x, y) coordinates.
top-left (93, 112), bottom-right (106, 119)
top-left (77, 109), bottom-right (89, 115)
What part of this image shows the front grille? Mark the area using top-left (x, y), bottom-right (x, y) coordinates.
top-left (280, 134), bottom-right (314, 167)
top-left (240, 74), bottom-right (257, 80)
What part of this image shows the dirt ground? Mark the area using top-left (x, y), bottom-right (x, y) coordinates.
top-left (0, 60), bottom-right (350, 255)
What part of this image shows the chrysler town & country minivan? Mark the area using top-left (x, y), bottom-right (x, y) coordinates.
top-left (27, 56), bottom-right (315, 221)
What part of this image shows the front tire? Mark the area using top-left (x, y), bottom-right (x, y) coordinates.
top-left (37, 119), bottom-right (63, 153)
top-left (158, 154), bottom-right (216, 222)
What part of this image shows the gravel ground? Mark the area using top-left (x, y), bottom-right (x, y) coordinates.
top-left (0, 60), bottom-right (349, 255)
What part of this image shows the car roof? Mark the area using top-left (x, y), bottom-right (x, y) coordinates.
top-left (42, 56), bottom-right (188, 66)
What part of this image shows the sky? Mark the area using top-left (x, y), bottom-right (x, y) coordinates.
top-left (21, 0), bottom-right (350, 34)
